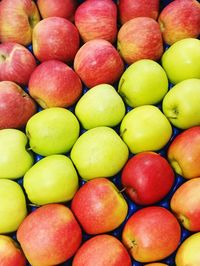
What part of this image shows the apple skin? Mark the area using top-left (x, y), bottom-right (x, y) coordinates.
top-left (158, 0), bottom-right (200, 45)
top-left (121, 152), bottom-right (175, 205)
top-left (117, 17), bottom-right (163, 64)
top-left (32, 17), bottom-right (80, 63)
top-left (0, 81), bottom-right (37, 129)
top-left (74, 39), bottom-right (124, 88)
top-left (28, 60), bottom-right (82, 108)
top-left (72, 234), bottom-right (132, 266)
top-left (122, 206), bottom-right (181, 263)
top-left (75, 0), bottom-right (117, 43)
top-left (0, 235), bottom-right (26, 266)
top-left (71, 178), bottom-right (128, 234)
top-left (118, 0), bottom-right (159, 24)
top-left (17, 204), bottom-right (82, 266)
top-left (0, 0), bottom-right (40, 45)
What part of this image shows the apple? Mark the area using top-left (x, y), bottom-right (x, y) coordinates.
top-left (162, 79), bottom-right (200, 129)
top-left (120, 105), bottom-right (172, 154)
top-left (121, 152), bottom-right (175, 205)
top-left (122, 206), bottom-right (181, 262)
top-left (0, 42), bottom-right (36, 85)
top-left (167, 126), bottom-right (200, 179)
top-left (24, 155), bottom-right (79, 205)
top-left (26, 107), bottom-right (80, 156)
top-left (118, 59), bottom-right (168, 108)
top-left (72, 234), bottom-right (132, 266)
top-left (74, 39), bottom-right (124, 88)
top-left (118, 0), bottom-right (159, 24)
top-left (28, 60), bottom-right (82, 108)
top-left (32, 17), bottom-right (80, 63)
top-left (144, 264), bottom-right (168, 266)
top-left (0, 235), bottom-right (26, 266)
top-left (161, 38), bottom-right (200, 84)
top-left (0, 179), bottom-right (27, 234)
top-left (75, 0), bottom-right (117, 43)
top-left (70, 126), bottom-right (129, 180)
top-left (0, 129), bottom-right (33, 179)
top-left (71, 177), bottom-right (128, 234)
top-left (17, 204), bottom-right (82, 266)
top-left (117, 17), bottom-right (163, 64)
top-left (0, 0), bottom-right (40, 45)
top-left (158, 0), bottom-right (200, 45)
top-left (75, 84), bottom-right (125, 129)
top-left (0, 81), bottom-right (37, 129)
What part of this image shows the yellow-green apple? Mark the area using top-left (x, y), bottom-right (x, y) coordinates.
top-left (117, 17), bottom-right (163, 64)
top-left (161, 38), bottom-right (200, 84)
top-left (0, 235), bottom-right (26, 266)
top-left (167, 126), bottom-right (200, 179)
top-left (26, 107), bottom-right (80, 156)
top-left (74, 39), bottom-right (124, 88)
top-left (0, 179), bottom-right (27, 233)
top-left (144, 264), bottom-right (168, 266)
top-left (118, 0), bottom-right (159, 24)
top-left (32, 17), bottom-right (80, 63)
top-left (0, 129), bottom-right (33, 179)
top-left (162, 79), bottom-right (200, 129)
top-left (120, 105), bottom-right (172, 154)
top-left (75, 84), bottom-right (125, 129)
top-left (118, 59), bottom-right (168, 108)
top-left (121, 152), bottom-right (175, 205)
top-left (158, 0), bottom-right (200, 45)
top-left (17, 204), bottom-right (82, 266)
top-left (28, 60), bottom-right (82, 108)
top-left (175, 232), bottom-right (200, 266)
top-left (171, 178), bottom-right (200, 231)
top-left (0, 42), bottom-right (36, 85)
top-left (122, 206), bottom-right (181, 263)
top-left (0, 81), bottom-right (36, 129)
top-left (71, 178), bottom-right (128, 234)
top-left (75, 0), bottom-right (117, 43)
top-left (24, 155), bottom-right (79, 205)
top-left (0, 0), bottom-right (40, 45)
top-left (72, 234), bottom-right (132, 266)
top-left (37, 0), bottom-right (77, 21)
top-left (70, 126), bottom-right (129, 180)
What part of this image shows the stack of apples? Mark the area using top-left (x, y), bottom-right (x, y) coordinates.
top-left (0, 0), bottom-right (200, 265)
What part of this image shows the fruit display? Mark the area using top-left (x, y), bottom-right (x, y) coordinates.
top-left (0, 0), bottom-right (200, 265)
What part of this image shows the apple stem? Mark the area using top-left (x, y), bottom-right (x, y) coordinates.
top-left (119, 187), bottom-right (127, 193)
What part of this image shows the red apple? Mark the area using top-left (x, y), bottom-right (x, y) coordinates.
top-left (167, 126), bottom-right (200, 179)
top-left (0, 0), bottom-right (40, 45)
top-left (118, 0), bottom-right (160, 25)
top-left (75, 0), bottom-right (117, 43)
top-left (32, 17), bottom-right (80, 63)
top-left (0, 42), bottom-right (36, 85)
top-left (71, 178), bottom-right (128, 235)
top-left (17, 204), bottom-right (82, 266)
top-left (0, 81), bottom-right (37, 129)
top-left (74, 39), bottom-right (124, 88)
top-left (158, 0), bottom-right (200, 45)
top-left (72, 234), bottom-right (132, 266)
top-left (122, 206), bottom-right (181, 263)
top-left (28, 60), bottom-right (82, 108)
top-left (121, 152), bottom-right (175, 205)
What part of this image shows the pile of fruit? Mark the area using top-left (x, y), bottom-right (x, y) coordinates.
top-left (0, 0), bottom-right (200, 265)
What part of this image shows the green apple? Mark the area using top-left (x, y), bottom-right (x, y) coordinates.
top-left (23, 155), bottom-right (79, 205)
top-left (70, 127), bottom-right (129, 180)
top-left (120, 105), bottom-right (172, 154)
top-left (26, 107), bottom-right (80, 156)
top-left (0, 179), bottom-right (27, 233)
top-left (118, 59), bottom-right (168, 107)
top-left (75, 84), bottom-right (125, 129)
top-left (0, 129), bottom-right (33, 179)
top-left (162, 79), bottom-right (200, 129)
top-left (161, 38), bottom-right (200, 84)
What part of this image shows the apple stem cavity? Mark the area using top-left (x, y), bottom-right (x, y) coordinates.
top-left (0, 54), bottom-right (6, 62)
top-left (170, 159), bottom-right (183, 176)
top-left (28, 16), bottom-right (37, 28)
top-left (177, 213), bottom-right (190, 229)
